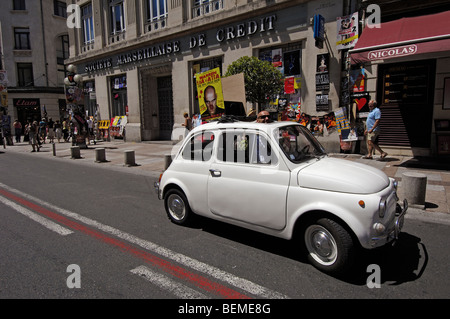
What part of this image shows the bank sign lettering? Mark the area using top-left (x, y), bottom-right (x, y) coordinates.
top-left (67, 3), bottom-right (277, 74)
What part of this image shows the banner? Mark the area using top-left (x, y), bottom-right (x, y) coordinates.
top-left (337, 13), bottom-right (359, 50)
top-left (196, 67), bottom-right (225, 121)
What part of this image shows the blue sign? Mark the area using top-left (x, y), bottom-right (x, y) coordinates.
top-left (313, 14), bottom-right (325, 41)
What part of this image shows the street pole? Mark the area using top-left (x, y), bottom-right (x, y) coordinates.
top-left (64, 64), bottom-right (88, 149)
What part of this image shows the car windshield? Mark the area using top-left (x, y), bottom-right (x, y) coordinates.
top-left (276, 124), bottom-right (326, 163)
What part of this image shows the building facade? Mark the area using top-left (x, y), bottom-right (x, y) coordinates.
top-left (66, 0), bottom-right (352, 150)
top-left (64, 0), bottom-right (450, 157)
top-left (0, 0), bottom-right (69, 131)
top-left (350, 0), bottom-right (450, 157)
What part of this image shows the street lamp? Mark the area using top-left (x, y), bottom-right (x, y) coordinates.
top-left (64, 64), bottom-right (88, 148)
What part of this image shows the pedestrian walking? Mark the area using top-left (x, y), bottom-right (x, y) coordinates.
top-left (54, 120), bottom-right (62, 142)
top-left (29, 120), bottom-right (39, 152)
top-left (13, 119), bottom-right (22, 143)
top-left (39, 118), bottom-right (47, 144)
top-left (364, 100), bottom-right (387, 159)
top-left (62, 119), bottom-right (69, 142)
top-left (47, 118), bottom-right (55, 143)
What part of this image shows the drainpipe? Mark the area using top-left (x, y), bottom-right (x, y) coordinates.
top-left (40, 0), bottom-right (49, 87)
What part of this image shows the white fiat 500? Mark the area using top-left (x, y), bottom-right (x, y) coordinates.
top-left (155, 120), bottom-right (407, 274)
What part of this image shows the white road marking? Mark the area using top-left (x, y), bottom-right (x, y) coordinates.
top-left (130, 265), bottom-right (209, 299)
top-left (0, 182), bottom-right (289, 299)
top-left (0, 195), bottom-right (73, 236)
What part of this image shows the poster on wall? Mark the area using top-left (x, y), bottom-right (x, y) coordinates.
top-left (336, 12), bottom-right (359, 50)
top-left (196, 67), bottom-right (225, 122)
top-left (283, 50), bottom-right (301, 76)
top-left (352, 92), bottom-right (370, 117)
top-left (272, 49), bottom-right (283, 68)
top-left (349, 68), bottom-right (366, 92)
top-left (316, 94), bottom-right (329, 111)
top-left (316, 54), bottom-right (330, 91)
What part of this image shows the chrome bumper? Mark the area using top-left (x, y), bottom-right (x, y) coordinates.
top-left (154, 181), bottom-right (162, 200)
top-left (394, 199), bottom-right (408, 239)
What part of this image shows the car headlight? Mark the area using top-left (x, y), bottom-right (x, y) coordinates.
top-left (393, 180), bottom-right (398, 190)
top-left (379, 198), bottom-right (387, 218)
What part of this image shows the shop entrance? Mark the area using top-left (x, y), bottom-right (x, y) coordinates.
top-left (377, 59), bottom-right (435, 148)
top-left (157, 76), bottom-right (173, 140)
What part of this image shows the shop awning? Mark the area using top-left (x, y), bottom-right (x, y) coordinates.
top-left (350, 10), bottom-right (450, 64)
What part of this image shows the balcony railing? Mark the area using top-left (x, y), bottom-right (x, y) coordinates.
top-left (108, 30), bottom-right (126, 44)
top-left (192, 0), bottom-right (224, 19)
top-left (144, 15), bottom-right (168, 33)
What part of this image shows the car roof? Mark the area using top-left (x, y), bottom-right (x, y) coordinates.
top-left (191, 120), bottom-right (301, 134)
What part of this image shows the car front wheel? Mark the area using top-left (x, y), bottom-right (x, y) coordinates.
top-left (303, 218), bottom-right (354, 274)
top-left (164, 189), bottom-right (192, 225)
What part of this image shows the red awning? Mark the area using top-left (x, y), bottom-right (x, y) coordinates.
top-left (350, 10), bottom-right (450, 63)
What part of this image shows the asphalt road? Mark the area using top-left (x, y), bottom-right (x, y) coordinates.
top-left (1, 151), bottom-right (449, 303)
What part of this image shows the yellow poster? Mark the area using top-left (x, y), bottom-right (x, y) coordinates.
top-left (196, 67), bottom-right (225, 120)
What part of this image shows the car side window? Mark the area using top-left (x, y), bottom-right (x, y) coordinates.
top-left (181, 131), bottom-right (215, 161)
top-left (218, 131), bottom-right (275, 165)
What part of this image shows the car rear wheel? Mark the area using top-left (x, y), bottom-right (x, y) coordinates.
top-left (164, 189), bottom-right (192, 225)
top-left (303, 218), bottom-right (354, 274)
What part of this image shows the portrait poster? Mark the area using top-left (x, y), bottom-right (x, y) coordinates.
top-left (336, 12), bottom-right (359, 50)
top-left (196, 67), bottom-right (225, 119)
top-left (316, 54), bottom-right (329, 73)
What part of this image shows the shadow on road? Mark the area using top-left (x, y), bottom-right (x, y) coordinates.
top-left (190, 217), bottom-right (427, 285)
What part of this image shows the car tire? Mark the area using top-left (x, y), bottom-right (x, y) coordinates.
top-left (164, 189), bottom-right (192, 225)
top-left (303, 218), bottom-right (354, 274)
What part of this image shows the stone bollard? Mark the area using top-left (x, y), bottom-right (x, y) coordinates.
top-left (70, 146), bottom-right (81, 159)
top-left (95, 148), bottom-right (107, 163)
top-left (402, 171), bottom-right (427, 209)
top-left (124, 150), bottom-right (137, 166)
top-left (164, 154), bottom-right (172, 169)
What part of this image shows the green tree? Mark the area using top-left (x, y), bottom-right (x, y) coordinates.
top-left (225, 56), bottom-right (283, 111)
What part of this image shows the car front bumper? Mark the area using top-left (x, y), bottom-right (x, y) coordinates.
top-left (370, 199), bottom-right (408, 247)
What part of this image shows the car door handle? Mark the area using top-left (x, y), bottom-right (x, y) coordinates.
top-left (209, 169), bottom-right (221, 177)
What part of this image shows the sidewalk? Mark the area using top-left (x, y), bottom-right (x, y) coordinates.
top-left (3, 138), bottom-right (450, 218)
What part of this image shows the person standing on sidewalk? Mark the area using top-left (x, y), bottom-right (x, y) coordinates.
top-left (29, 121), bottom-right (39, 152)
top-left (13, 120), bottom-right (22, 143)
top-left (364, 100), bottom-right (387, 159)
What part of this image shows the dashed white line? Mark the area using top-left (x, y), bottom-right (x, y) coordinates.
top-left (0, 182), bottom-right (289, 299)
top-left (131, 265), bottom-right (209, 299)
top-left (0, 195), bottom-right (73, 236)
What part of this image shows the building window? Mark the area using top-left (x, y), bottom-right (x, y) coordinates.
top-left (13, 0), bottom-right (26, 10)
top-left (14, 27), bottom-right (31, 50)
top-left (56, 35), bottom-right (69, 86)
top-left (54, 0), bottom-right (67, 17)
top-left (192, 0), bottom-right (224, 18)
top-left (110, 0), bottom-right (125, 35)
top-left (145, 0), bottom-right (167, 32)
top-left (82, 3), bottom-right (94, 44)
top-left (17, 63), bottom-right (34, 87)
top-left (111, 75), bottom-right (127, 117)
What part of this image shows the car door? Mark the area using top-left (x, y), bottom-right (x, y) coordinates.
top-left (207, 129), bottom-right (290, 230)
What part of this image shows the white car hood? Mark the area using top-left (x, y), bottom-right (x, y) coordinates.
top-left (297, 157), bottom-right (389, 194)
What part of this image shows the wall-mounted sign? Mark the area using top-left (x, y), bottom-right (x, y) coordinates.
top-left (368, 44), bottom-right (417, 61)
top-left (13, 98), bottom-right (40, 107)
top-left (81, 14), bottom-right (277, 74)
